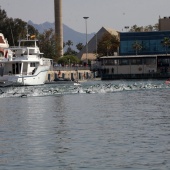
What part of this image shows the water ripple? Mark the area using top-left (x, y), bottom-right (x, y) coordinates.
top-left (0, 80), bottom-right (169, 98)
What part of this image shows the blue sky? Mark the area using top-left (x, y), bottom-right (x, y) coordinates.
top-left (0, 0), bottom-right (170, 33)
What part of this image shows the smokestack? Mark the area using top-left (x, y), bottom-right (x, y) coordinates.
top-left (54, 0), bottom-right (63, 56)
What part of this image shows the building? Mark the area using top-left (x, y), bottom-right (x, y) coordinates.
top-left (119, 31), bottom-right (170, 56)
top-left (159, 17), bottom-right (170, 31)
top-left (100, 54), bottom-right (170, 80)
top-left (77, 27), bottom-right (119, 62)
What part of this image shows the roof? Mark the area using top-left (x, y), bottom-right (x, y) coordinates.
top-left (0, 35), bottom-right (5, 44)
top-left (104, 27), bottom-right (119, 36)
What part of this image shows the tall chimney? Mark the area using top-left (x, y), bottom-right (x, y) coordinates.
top-left (54, 0), bottom-right (63, 56)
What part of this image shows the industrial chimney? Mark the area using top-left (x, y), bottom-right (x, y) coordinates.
top-left (54, 0), bottom-right (63, 56)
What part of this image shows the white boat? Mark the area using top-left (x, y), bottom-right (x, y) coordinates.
top-left (0, 33), bottom-right (9, 59)
top-left (0, 38), bottom-right (52, 86)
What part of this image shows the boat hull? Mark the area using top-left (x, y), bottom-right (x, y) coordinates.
top-left (0, 66), bottom-right (50, 86)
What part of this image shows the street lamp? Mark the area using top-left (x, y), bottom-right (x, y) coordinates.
top-left (95, 33), bottom-right (98, 56)
top-left (83, 17), bottom-right (89, 65)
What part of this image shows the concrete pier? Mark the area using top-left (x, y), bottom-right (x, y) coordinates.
top-left (46, 70), bottom-right (92, 82)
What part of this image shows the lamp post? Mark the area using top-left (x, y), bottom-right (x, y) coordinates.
top-left (95, 33), bottom-right (98, 56)
top-left (83, 17), bottom-right (89, 65)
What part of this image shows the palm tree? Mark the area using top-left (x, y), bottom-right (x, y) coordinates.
top-left (66, 40), bottom-right (73, 48)
top-left (76, 43), bottom-right (84, 52)
top-left (66, 40), bottom-right (73, 54)
top-left (132, 41), bottom-right (142, 55)
top-left (161, 37), bottom-right (170, 55)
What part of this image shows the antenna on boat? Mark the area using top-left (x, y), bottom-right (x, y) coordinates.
top-left (9, 21), bottom-right (15, 46)
top-left (26, 24), bottom-right (30, 40)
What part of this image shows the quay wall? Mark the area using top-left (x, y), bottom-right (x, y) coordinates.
top-left (46, 68), bottom-right (92, 82)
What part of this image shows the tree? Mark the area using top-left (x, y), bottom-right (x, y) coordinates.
top-left (38, 28), bottom-right (61, 61)
top-left (4, 18), bottom-right (38, 46)
top-left (57, 55), bottom-right (80, 65)
top-left (153, 23), bottom-right (159, 31)
top-left (129, 25), bottom-right (143, 32)
top-left (0, 7), bottom-right (38, 46)
top-left (76, 43), bottom-right (84, 52)
top-left (144, 25), bottom-right (153, 32)
top-left (161, 37), bottom-right (170, 55)
top-left (0, 7), bottom-right (7, 24)
top-left (132, 41), bottom-right (142, 55)
top-left (97, 32), bottom-right (120, 57)
top-left (65, 40), bottom-right (73, 54)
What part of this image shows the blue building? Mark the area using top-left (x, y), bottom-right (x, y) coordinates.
top-left (119, 31), bottom-right (170, 56)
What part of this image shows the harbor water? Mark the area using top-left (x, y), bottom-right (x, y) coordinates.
top-left (0, 80), bottom-right (170, 170)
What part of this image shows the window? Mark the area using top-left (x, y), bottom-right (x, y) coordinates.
top-left (30, 62), bottom-right (39, 67)
top-left (143, 58), bottom-right (156, 65)
top-left (131, 58), bottom-right (142, 65)
top-left (119, 59), bottom-right (129, 65)
top-left (30, 63), bottom-right (36, 67)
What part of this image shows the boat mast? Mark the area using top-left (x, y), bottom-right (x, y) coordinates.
top-left (26, 24), bottom-right (30, 40)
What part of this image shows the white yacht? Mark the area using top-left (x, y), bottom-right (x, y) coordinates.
top-left (0, 33), bottom-right (9, 59)
top-left (0, 38), bottom-right (52, 86)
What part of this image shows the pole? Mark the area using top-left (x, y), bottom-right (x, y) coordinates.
top-left (83, 17), bottom-right (89, 65)
top-left (54, 0), bottom-right (63, 56)
top-left (96, 33), bottom-right (97, 56)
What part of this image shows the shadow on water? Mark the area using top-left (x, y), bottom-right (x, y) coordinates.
top-left (0, 80), bottom-right (169, 98)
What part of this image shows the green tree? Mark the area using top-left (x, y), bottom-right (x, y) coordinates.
top-left (65, 40), bottom-right (73, 54)
top-left (76, 43), bottom-right (84, 52)
top-left (97, 32), bottom-right (120, 57)
top-left (38, 28), bottom-right (62, 61)
top-left (0, 7), bottom-right (7, 24)
top-left (132, 41), bottom-right (142, 55)
top-left (161, 37), bottom-right (170, 55)
top-left (153, 23), bottom-right (159, 31)
top-left (0, 7), bottom-right (38, 46)
top-left (130, 25), bottom-right (143, 32)
top-left (57, 55), bottom-right (80, 65)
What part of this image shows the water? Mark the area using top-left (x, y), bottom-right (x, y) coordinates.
top-left (0, 80), bottom-right (170, 170)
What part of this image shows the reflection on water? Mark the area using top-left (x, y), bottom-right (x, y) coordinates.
top-left (0, 80), bottom-right (170, 169)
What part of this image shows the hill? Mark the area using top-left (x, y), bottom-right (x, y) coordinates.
top-left (28, 20), bottom-right (95, 51)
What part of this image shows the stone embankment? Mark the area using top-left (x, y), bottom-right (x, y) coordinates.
top-left (46, 66), bottom-right (93, 81)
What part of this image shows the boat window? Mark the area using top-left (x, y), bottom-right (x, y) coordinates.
top-left (30, 63), bottom-right (36, 67)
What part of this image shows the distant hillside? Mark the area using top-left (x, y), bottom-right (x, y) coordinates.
top-left (28, 20), bottom-right (95, 51)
